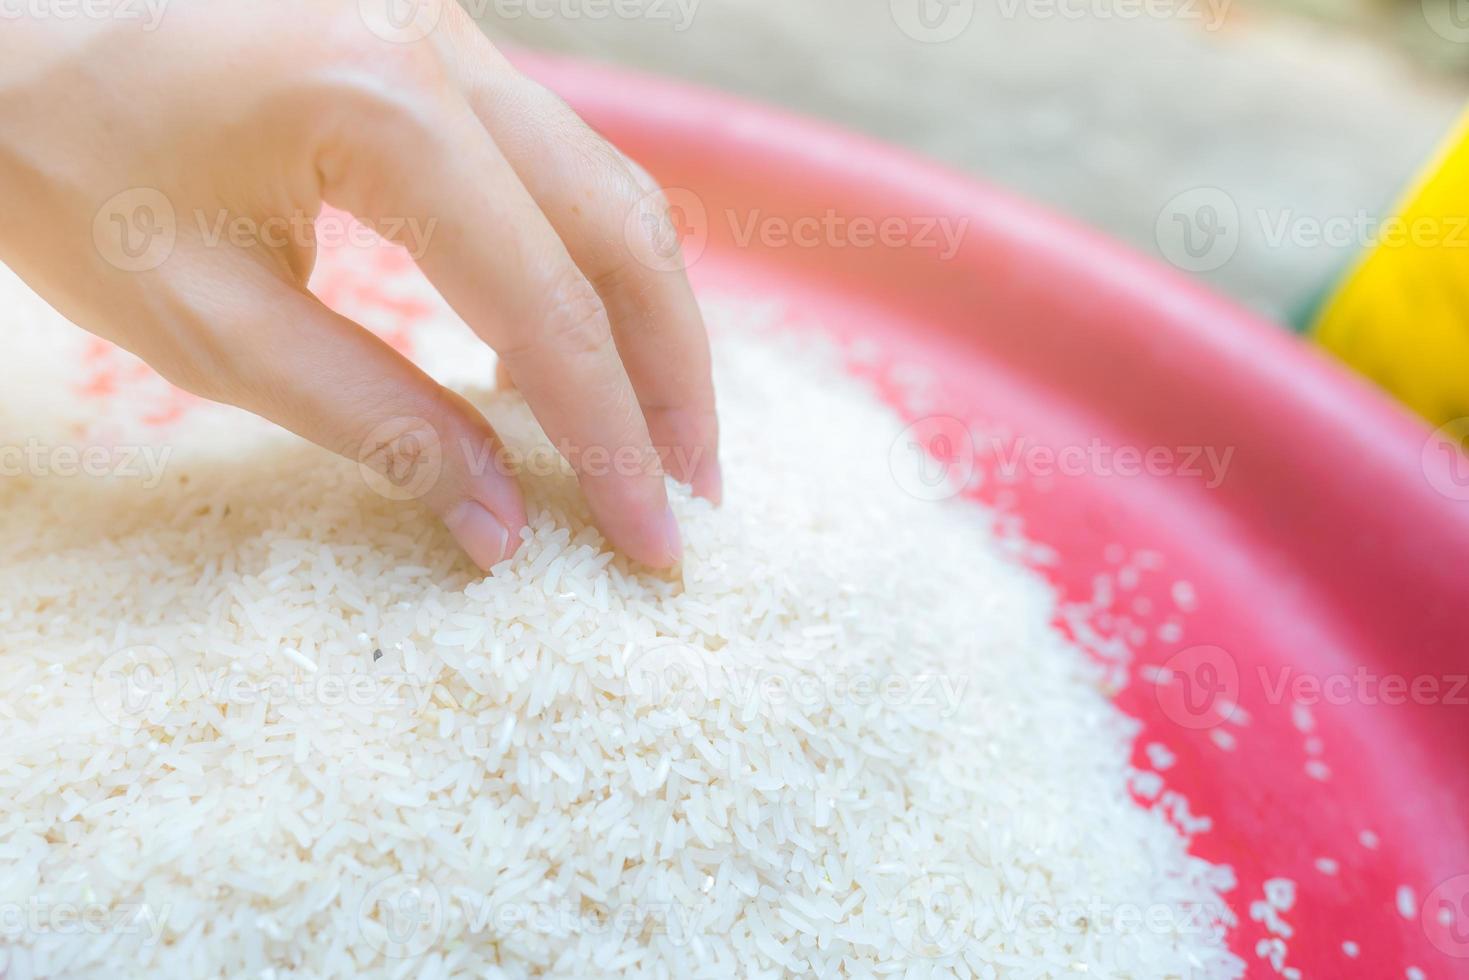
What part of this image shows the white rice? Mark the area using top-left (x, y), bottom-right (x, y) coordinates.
top-left (0, 273), bottom-right (1243, 977)
top-left (1396, 884), bottom-right (1417, 920)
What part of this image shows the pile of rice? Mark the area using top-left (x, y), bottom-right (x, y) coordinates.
top-left (0, 281), bottom-right (1244, 976)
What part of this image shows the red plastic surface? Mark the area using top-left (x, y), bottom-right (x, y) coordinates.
top-left (498, 51), bottom-right (1469, 978)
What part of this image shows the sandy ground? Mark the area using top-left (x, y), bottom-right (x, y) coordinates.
top-left (476, 0), bottom-right (1467, 324)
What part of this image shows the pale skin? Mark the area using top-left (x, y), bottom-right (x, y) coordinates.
top-left (0, 0), bottom-right (720, 570)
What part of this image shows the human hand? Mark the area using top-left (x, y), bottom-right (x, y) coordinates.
top-left (0, 0), bottom-right (719, 569)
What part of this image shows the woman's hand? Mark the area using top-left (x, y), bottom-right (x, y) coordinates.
top-left (0, 0), bottom-right (719, 569)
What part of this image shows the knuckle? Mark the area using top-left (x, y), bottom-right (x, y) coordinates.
top-left (626, 183), bottom-right (670, 235)
top-left (538, 269), bottom-right (613, 358)
top-left (524, 81), bottom-right (651, 200)
top-left (134, 286), bottom-right (239, 404)
top-left (338, 64), bottom-right (447, 131)
top-left (578, 130), bottom-right (639, 191)
top-left (150, 354), bottom-right (219, 403)
top-left (320, 0), bottom-right (450, 79)
top-left (577, 138), bottom-right (658, 222)
top-left (352, 410), bottom-right (449, 504)
top-left (357, 415), bottom-right (438, 472)
top-left (520, 81), bottom-right (584, 139)
top-left (310, 40), bottom-right (453, 197)
top-left (371, 41), bottom-right (448, 93)
top-left (587, 253), bottom-right (642, 300)
top-left (618, 153), bottom-right (662, 198)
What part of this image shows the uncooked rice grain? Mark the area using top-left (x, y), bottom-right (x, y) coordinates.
top-left (0, 270), bottom-right (1243, 978)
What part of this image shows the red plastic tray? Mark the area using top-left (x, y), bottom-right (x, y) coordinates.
top-left (499, 51), bottom-right (1469, 979)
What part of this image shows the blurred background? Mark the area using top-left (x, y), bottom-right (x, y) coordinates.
top-left (474, 0), bottom-right (1469, 326)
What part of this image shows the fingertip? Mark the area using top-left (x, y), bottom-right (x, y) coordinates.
top-left (494, 359), bottom-right (516, 392)
top-left (646, 408), bottom-right (720, 505)
top-left (643, 501), bottom-right (684, 569)
top-left (597, 493), bottom-right (682, 569)
top-left (691, 455), bottom-right (722, 506)
top-left (433, 389), bottom-right (528, 570)
top-left (444, 500), bottom-right (513, 571)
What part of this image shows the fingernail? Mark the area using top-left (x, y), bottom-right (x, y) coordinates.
top-left (693, 456), bottom-right (723, 506)
top-left (444, 500), bottom-right (511, 571)
top-left (655, 502), bottom-right (683, 567)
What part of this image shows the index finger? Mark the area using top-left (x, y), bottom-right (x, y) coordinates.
top-left (322, 90), bottom-right (681, 568)
top-left (443, 37), bottom-right (720, 502)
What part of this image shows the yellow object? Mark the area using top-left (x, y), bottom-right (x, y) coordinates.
top-left (1312, 108), bottom-right (1469, 427)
